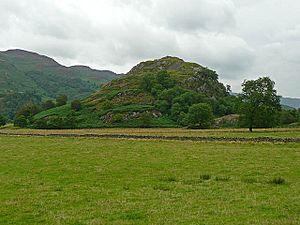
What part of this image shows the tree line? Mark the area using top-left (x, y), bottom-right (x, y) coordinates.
top-left (1, 76), bottom-right (300, 131)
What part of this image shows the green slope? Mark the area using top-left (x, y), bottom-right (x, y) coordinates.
top-left (34, 56), bottom-right (234, 128)
top-left (0, 49), bottom-right (119, 117)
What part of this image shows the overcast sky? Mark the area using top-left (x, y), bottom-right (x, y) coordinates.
top-left (0, 0), bottom-right (300, 97)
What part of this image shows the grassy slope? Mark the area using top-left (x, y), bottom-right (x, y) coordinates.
top-left (33, 56), bottom-right (227, 128)
top-left (0, 136), bottom-right (299, 224)
top-left (0, 49), bottom-right (119, 99)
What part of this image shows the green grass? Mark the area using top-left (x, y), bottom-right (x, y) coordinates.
top-left (1, 135), bottom-right (300, 224)
top-left (34, 105), bottom-right (72, 120)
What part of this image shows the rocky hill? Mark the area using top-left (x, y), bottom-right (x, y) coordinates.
top-left (33, 56), bottom-right (236, 128)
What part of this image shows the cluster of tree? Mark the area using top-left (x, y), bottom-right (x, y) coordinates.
top-left (25, 71), bottom-right (97, 99)
top-left (140, 71), bottom-right (237, 128)
top-left (280, 108), bottom-right (300, 125)
top-left (141, 73), bottom-right (299, 130)
top-left (0, 92), bottom-right (42, 119)
top-left (13, 95), bottom-right (82, 128)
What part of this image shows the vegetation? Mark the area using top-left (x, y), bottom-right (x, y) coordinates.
top-left (71, 99), bottom-right (82, 111)
top-left (0, 114), bottom-right (6, 126)
top-left (0, 49), bottom-right (119, 119)
top-left (239, 77), bottom-right (281, 132)
top-left (1, 135), bottom-right (299, 224)
top-left (31, 57), bottom-right (238, 129)
top-left (184, 103), bottom-right (214, 128)
top-left (5, 56), bottom-right (299, 130)
top-left (56, 95), bottom-right (68, 107)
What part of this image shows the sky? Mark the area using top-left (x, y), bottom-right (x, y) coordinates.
top-left (0, 0), bottom-right (300, 97)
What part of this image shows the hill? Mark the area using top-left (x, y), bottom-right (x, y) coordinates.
top-left (33, 56), bottom-right (237, 128)
top-left (281, 97), bottom-right (300, 109)
top-left (0, 49), bottom-right (119, 118)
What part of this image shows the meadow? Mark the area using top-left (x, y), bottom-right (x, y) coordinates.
top-left (1, 129), bottom-right (300, 224)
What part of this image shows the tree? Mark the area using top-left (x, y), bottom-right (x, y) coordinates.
top-left (56, 95), bottom-right (68, 106)
top-left (42, 100), bottom-right (55, 110)
top-left (239, 77), bottom-right (281, 132)
top-left (0, 114), bottom-right (6, 126)
top-left (71, 100), bottom-right (82, 111)
top-left (14, 115), bottom-right (28, 128)
top-left (16, 103), bottom-right (41, 119)
top-left (280, 109), bottom-right (298, 125)
top-left (184, 103), bottom-right (214, 129)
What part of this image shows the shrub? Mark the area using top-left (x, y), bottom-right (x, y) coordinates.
top-left (56, 95), bottom-right (68, 106)
top-left (0, 114), bottom-right (6, 126)
top-left (102, 99), bottom-right (112, 110)
top-left (111, 113), bottom-right (123, 123)
top-left (184, 103), bottom-right (214, 128)
top-left (14, 115), bottom-right (28, 128)
top-left (71, 100), bottom-right (82, 111)
top-left (42, 100), bottom-right (55, 110)
top-left (139, 112), bottom-right (152, 128)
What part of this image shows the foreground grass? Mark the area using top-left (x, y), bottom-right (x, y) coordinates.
top-left (1, 136), bottom-right (300, 224)
top-left (1, 127), bottom-right (300, 138)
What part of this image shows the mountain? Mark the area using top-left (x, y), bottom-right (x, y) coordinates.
top-left (33, 56), bottom-right (234, 128)
top-left (0, 49), bottom-right (119, 118)
top-left (281, 97), bottom-right (300, 109)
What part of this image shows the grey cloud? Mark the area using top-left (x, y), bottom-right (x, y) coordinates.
top-left (0, 0), bottom-right (300, 97)
top-left (152, 0), bottom-right (236, 32)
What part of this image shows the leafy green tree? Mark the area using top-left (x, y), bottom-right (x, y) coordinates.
top-left (156, 70), bottom-right (175, 89)
top-left (170, 103), bottom-right (183, 121)
top-left (14, 115), bottom-right (28, 128)
top-left (56, 95), bottom-right (68, 106)
top-left (16, 103), bottom-right (41, 119)
top-left (184, 103), bottom-right (214, 129)
top-left (71, 100), bottom-right (82, 111)
top-left (42, 100), bottom-right (55, 110)
top-left (140, 74), bottom-right (155, 92)
top-left (239, 77), bottom-right (281, 132)
top-left (0, 114), bottom-right (6, 126)
top-left (155, 100), bottom-right (169, 114)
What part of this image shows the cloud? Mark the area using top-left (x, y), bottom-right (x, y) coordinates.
top-left (0, 0), bottom-right (300, 97)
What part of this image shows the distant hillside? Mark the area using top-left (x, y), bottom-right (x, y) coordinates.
top-left (34, 56), bottom-right (236, 128)
top-left (0, 49), bottom-right (119, 117)
top-left (281, 97), bottom-right (300, 109)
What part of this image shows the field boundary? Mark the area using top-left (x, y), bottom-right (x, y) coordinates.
top-left (1, 132), bottom-right (300, 143)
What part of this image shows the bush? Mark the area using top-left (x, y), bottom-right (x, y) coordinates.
top-left (56, 95), bottom-right (68, 106)
top-left (111, 113), bottom-right (123, 123)
top-left (14, 115), bottom-right (28, 128)
top-left (139, 112), bottom-right (152, 128)
top-left (184, 103), bottom-right (214, 128)
top-left (16, 103), bottom-right (41, 118)
top-left (42, 100), bottom-right (55, 110)
top-left (71, 100), bottom-right (82, 111)
top-left (0, 114), bottom-right (6, 126)
top-left (102, 99), bottom-right (112, 110)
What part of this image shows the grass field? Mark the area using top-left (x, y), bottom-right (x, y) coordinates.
top-left (1, 132), bottom-right (300, 224)
top-left (1, 127), bottom-right (300, 138)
